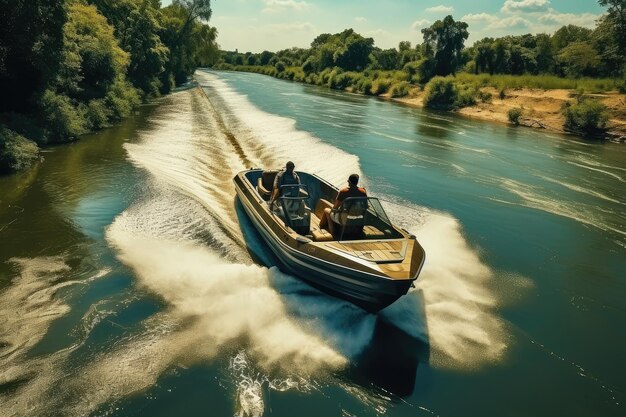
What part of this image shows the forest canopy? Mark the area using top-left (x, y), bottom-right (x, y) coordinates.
top-left (0, 0), bottom-right (219, 173)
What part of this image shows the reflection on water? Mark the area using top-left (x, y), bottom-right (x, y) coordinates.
top-left (0, 69), bottom-right (624, 417)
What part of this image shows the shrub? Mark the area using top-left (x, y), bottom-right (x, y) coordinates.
top-left (354, 78), bottom-right (373, 94)
top-left (508, 107), bottom-right (523, 125)
top-left (423, 77), bottom-right (458, 109)
top-left (329, 72), bottom-right (350, 90)
top-left (86, 99), bottom-right (112, 129)
top-left (0, 126), bottom-right (40, 173)
top-left (105, 79), bottom-right (140, 121)
top-left (478, 90), bottom-right (493, 103)
top-left (455, 85), bottom-right (478, 107)
top-left (371, 78), bottom-right (392, 95)
top-left (390, 81), bottom-right (410, 98)
top-left (413, 58), bottom-right (436, 84)
top-left (275, 61), bottom-right (286, 72)
top-left (562, 99), bottom-right (609, 136)
top-left (40, 90), bottom-right (87, 143)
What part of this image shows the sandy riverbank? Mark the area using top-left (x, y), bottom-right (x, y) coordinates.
top-left (393, 87), bottom-right (626, 141)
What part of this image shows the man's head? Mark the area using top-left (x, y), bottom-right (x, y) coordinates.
top-left (348, 173), bottom-right (359, 186)
top-left (286, 161), bottom-right (295, 172)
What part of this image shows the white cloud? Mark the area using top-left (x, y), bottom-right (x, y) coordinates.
top-left (487, 16), bottom-right (531, 29)
top-left (461, 13), bottom-right (498, 23)
top-left (501, 0), bottom-right (550, 14)
top-left (262, 0), bottom-right (311, 13)
top-left (354, 16), bottom-right (367, 23)
top-left (411, 19), bottom-right (431, 30)
top-left (426, 5), bottom-right (454, 13)
top-left (538, 12), bottom-right (600, 28)
top-left (264, 22), bottom-right (316, 33)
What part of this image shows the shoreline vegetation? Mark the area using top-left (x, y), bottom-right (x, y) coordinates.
top-left (212, 2), bottom-right (625, 142)
top-left (2, 1), bottom-right (625, 175)
top-left (0, 0), bottom-right (217, 174)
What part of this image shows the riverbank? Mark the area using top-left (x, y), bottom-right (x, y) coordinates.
top-left (392, 87), bottom-right (626, 141)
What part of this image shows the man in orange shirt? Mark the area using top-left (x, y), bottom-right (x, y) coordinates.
top-left (319, 173), bottom-right (367, 230)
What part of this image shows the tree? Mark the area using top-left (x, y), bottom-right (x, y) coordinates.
top-left (535, 33), bottom-right (555, 73)
top-left (371, 48), bottom-right (400, 70)
top-left (558, 42), bottom-right (601, 77)
top-left (474, 38), bottom-right (495, 74)
top-left (88, 0), bottom-right (169, 96)
top-left (593, 15), bottom-right (624, 77)
top-left (552, 25), bottom-right (593, 50)
top-left (421, 15), bottom-right (469, 76)
top-left (0, 0), bottom-right (66, 112)
top-left (598, 0), bottom-right (626, 55)
top-left (332, 31), bottom-right (374, 71)
top-left (159, 0), bottom-right (216, 89)
top-left (259, 50), bottom-right (274, 66)
top-left (492, 39), bottom-right (511, 74)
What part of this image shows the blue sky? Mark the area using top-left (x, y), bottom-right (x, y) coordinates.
top-left (162, 1), bottom-right (606, 52)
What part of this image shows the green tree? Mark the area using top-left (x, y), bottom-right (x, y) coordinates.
top-left (371, 48), bottom-right (400, 70)
top-left (557, 42), bottom-right (600, 77)
top-left (421, 16), bottom-right (469, 76)
top-left (0, 0), bottom-right (66, 112)
top-left (535, 33), bottom-right (555, 73)
top-left (552, 25), bottom-right (593, 50)
top-left (88, 0), bottom-right (169, 97)
top-left (474, 38), bottom-right (495, 74)
top-left (332, 30), bottom-right (374, 71)
top-left (598, 0), bottom-right (626, 56)
top-left (492, 39), bottom-right (511, 74)
top-left (159, 0), bottom-right (215, 89)
top-left (259, 50), bottom-right (274, 66)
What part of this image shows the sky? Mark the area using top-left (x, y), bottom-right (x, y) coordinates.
top-left (162, 0), bottom-right (607, 52)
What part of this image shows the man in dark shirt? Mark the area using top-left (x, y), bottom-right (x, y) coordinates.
top-left (319, 173), bottom-right (367, 229)
top-left (270, 161), bottom-right (300, 207)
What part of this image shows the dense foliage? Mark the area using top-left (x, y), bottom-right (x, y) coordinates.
top-left (562, 99), bottom-right (610, 135)
top-left (0, 0), bottom-right (219, 173)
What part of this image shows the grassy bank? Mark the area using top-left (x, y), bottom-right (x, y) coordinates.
top-left (215, 63), bottom-right (625, 139)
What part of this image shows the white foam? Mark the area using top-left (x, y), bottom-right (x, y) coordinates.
top-left (195, 71), bottom-right (361, 187)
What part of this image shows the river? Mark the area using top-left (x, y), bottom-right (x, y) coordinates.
top-left (0, 70), bottom-right (624, 417)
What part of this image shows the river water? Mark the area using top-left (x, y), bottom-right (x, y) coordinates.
top-left (1, 70), bottom-right (624, 417)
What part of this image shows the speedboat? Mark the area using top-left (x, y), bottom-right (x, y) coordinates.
top-left (233, 169), bottom-right (426, 312)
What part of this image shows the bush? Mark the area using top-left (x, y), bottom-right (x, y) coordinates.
top-left (275, 61), bottom-right (286, 72)
top-left (105, 79), bottom-right (141, 121)
top-left (423, 77), bottom-right (458, 109)
top-left (371, 78), bottom-right (392, 95)
top-left (562, 99), bottom-right (609, 136)
top-left (455, 85), bottom-right (478, 107)
top-left (40, 90), bottom-right (87, 143)
top-left (508, 107), bottom-right (523, 125)
top-left (0, 126), bottom-right (40, 173)
top-left (478, 90), bottom-right (493, 103)
top-left (329, 72), bottom-right (350, 90)
top-left (390, 81), bottom-right (410, 98)
top-left (85, 99), bottom-right (112, 129)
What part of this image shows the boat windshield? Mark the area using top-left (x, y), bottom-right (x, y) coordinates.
top-left (334, 197), bottom-right (401, 239)
top-left (278, 184), bottom-right (311, 235)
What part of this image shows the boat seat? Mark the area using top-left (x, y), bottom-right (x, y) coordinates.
top-left (257, 170), bottom-right (279, 201)
top-left (314, 198), bottom-right (333, 220)
top-left (330, 198), bottom-right (368, 240)
top-left (363, 225), bottom-right (385, 238)
top-left (312, 228), bottom-right (333, 242)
